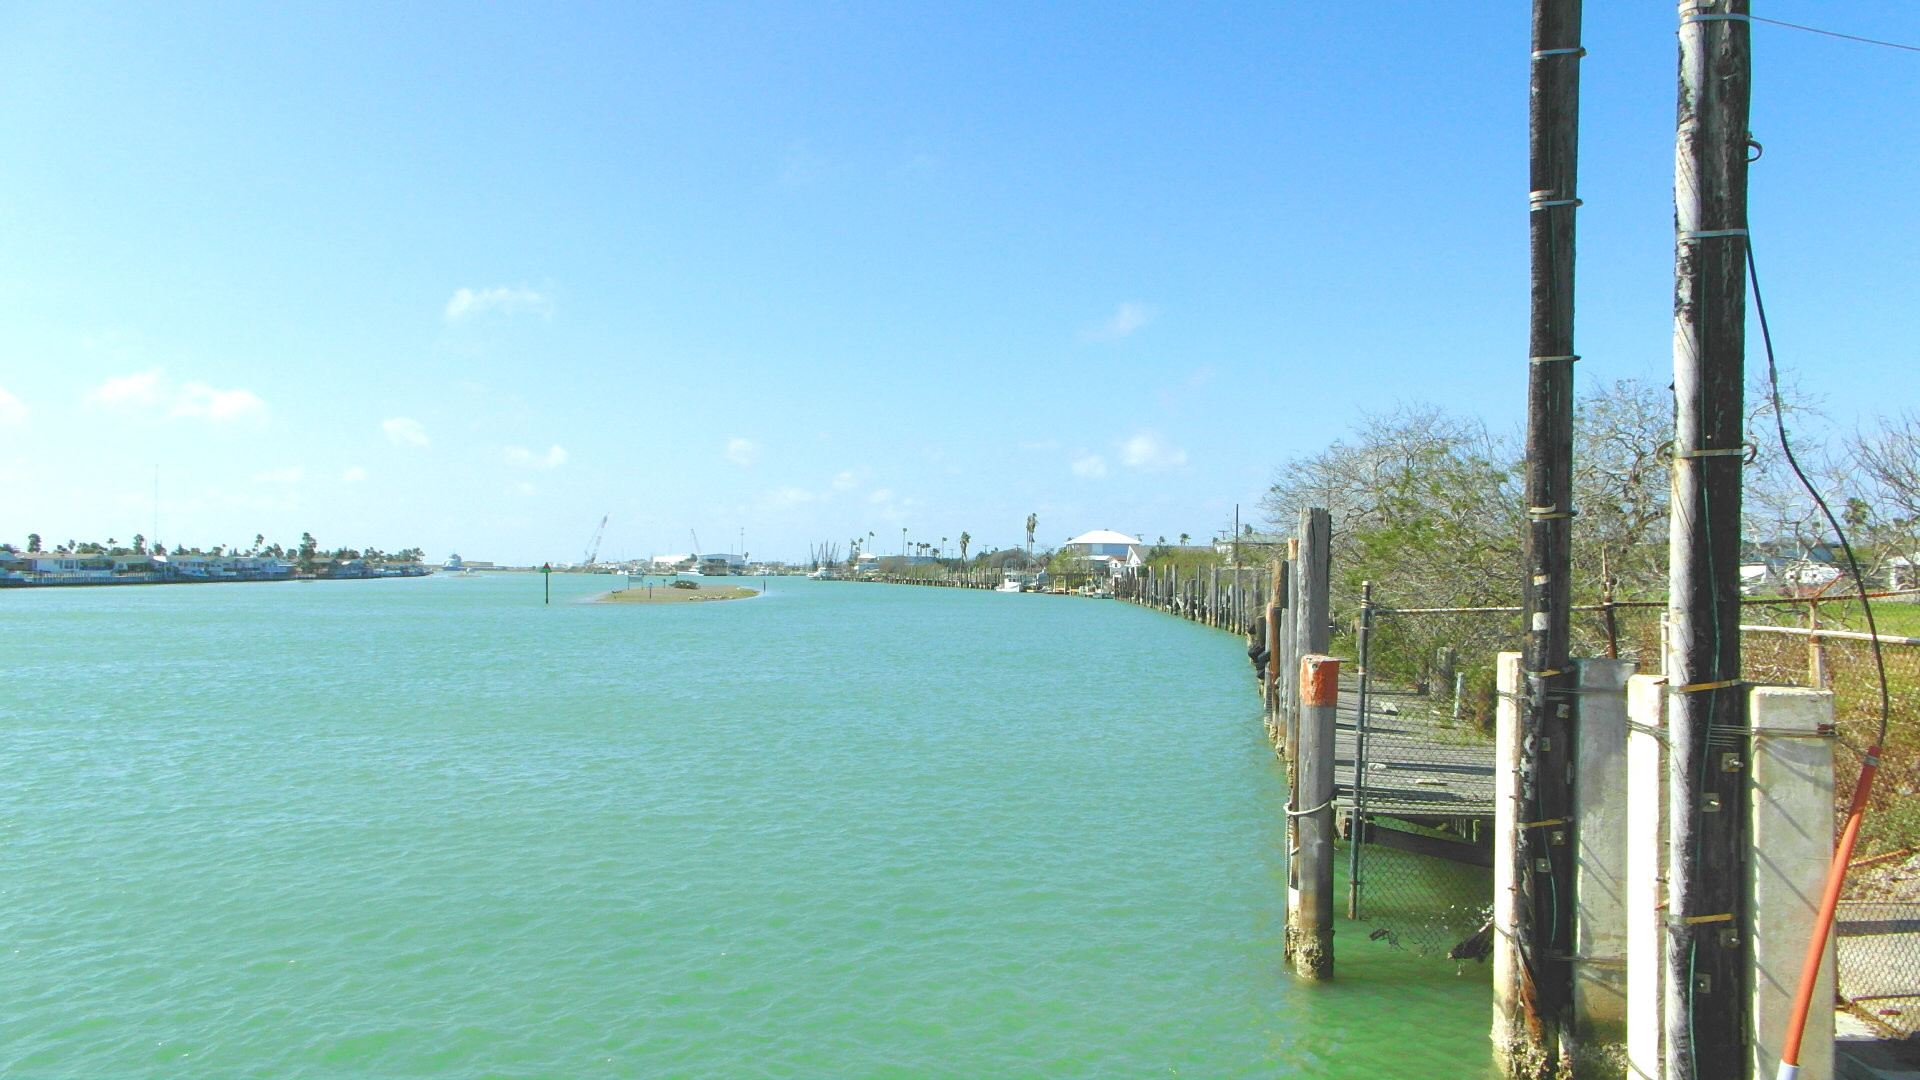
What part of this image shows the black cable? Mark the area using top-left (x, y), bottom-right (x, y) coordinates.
top-left (1747, 242), bottom-right (1893, 749)
top-left (1753, 15), bottom-right (1920, 55)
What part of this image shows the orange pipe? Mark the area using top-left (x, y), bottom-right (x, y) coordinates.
top-left (1774, 744), bottom-right (1879, 1080)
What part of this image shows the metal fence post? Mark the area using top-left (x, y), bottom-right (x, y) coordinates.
top-left (1348, 581), bottom-right (1374, 919)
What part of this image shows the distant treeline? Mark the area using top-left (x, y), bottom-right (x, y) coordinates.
top-left (5, 531), bottom-right (424, 569)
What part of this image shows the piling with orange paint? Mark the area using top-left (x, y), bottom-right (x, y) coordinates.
top-left (1287, 653), bottom-right (1340, 979)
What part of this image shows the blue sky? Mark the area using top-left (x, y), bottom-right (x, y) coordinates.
top-left (2, 4), bottom-right (1914, 564)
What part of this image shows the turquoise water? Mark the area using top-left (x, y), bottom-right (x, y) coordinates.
top-left (1, 574), bottom-right (1492, 1077)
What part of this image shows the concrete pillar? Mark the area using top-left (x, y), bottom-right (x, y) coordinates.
top-left (1572, 658), bottom-right (1635, 1077)
top-left (1492, 652), bottom-right (1527, 1066)
top-left (1287, 653), bottom-right (1339, 979)
top-left (1748, 686), bottom-right (1835, 1080)
top-left (1626, 674), bottom-right (1670, 1080)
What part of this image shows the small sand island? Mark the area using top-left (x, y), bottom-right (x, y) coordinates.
top-left (597, 581), bottom-right (758, 604)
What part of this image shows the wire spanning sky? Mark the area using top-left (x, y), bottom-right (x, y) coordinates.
top-left (2, 4), bottom-right (1914, 563)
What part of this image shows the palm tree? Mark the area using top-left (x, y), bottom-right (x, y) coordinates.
top-left (959, 532), bottom-right (971, 562)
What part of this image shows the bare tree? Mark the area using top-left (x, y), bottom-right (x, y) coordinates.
top-left (1852, 412), bottom-right (1920, 534)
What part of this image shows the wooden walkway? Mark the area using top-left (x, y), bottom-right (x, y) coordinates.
top-left (1328, 683), bottom-right (1497, 824)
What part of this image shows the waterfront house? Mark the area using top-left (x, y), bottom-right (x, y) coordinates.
top-left (1063, 530), bottom-right (1146, 574)
top-left (17, 552), bottom-right (118, 583)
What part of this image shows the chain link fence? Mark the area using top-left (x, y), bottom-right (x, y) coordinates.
top-left (1337, 605), bottom-right (1513, 958)
top-left (1743, 602), bottom-right (1920, 1041)
top-left (1333, 592), bottom-right (1920, 1016)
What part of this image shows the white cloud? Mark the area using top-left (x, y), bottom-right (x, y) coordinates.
top-left (726, 437), bottom-right (760, 467)
top-left (504, 444), bottom-right (568, 470)
top-left (85, 369), bottom-right (267, 424)
top-left (89, 369), bottom-right (163, 409)
top-left (252, 466), bottom-right (304, 485)
top-left (868, 489), bottom-right (894, 504)
top-left (0, 385), bottom-right (27, 427)
top-left (765, 486), bottom-right (819, 509)
top-left (1080, 301), bottom-right (1156, 343)
top-left (1118, 432), bottom-right (1188, 471)
top-left (341, 466), bottom-right (367, 484)
top-left (1070, 451), bottom-right (1109, 479)
top-left (383, 417), bottom-right (430, 448)
top-left (172, 382), bottom-right (267, 422)
top-left (832, 470), bottom-right (859, 491)
top-left (443, 286), bottom-right (554, 322)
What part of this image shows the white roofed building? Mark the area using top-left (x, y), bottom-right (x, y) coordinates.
top-left (1064, 529), bottom-right (1146, 572)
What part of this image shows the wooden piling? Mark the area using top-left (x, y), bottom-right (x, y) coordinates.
top-left (1288, 653), bottom-right (1339, 979)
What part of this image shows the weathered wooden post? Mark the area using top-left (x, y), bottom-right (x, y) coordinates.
top-left (1277, 553), bottom-right (1295, 734)
top-left (1511, 0), bottom-right (1584, 1071)
top-left (1275, 558), bottom-right (1295, 730)
top-left (1291, 508), bottom-right (1332, 731)
top-left (1434, 646), bottom-right (1457, 700)
top-left (1666, 3), bottom-right (1753, 1076)
top-left (1265, 559), bottom-right (1286, 732)
top-left (1288, 653), bottom-right (1339, 979)
top-left (1210, 565), bottom-right (1220, 627)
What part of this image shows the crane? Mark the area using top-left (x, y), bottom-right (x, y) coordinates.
top-left (583, 514), bottom-right (608, 567)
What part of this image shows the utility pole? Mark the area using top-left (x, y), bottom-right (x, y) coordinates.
top-left (1666, 2), bottom-right (1752, 1078)
top-left (1508, 0), bottom-right (1583, 1075)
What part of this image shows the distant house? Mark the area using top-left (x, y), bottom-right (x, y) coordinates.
top-left (1064, 530), bottom-right (1145, 573)
top-left (1884, 554), bottom-right (1920, 593)
top-left (19, 552), bottom-right (117, 582)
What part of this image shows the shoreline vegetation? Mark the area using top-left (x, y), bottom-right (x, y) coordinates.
top-left (597, 583), bottom-right (758, 604)
top-left (2, 531), bottom-right (428, 586)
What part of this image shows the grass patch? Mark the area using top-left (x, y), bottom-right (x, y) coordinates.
top-left (1835, 600), bottom-right (1920, 638)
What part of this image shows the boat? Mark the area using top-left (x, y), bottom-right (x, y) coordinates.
top-left (441, 554), bottom-right (479, 577)
top-left (995, 575), bottom-right (1024, 593)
